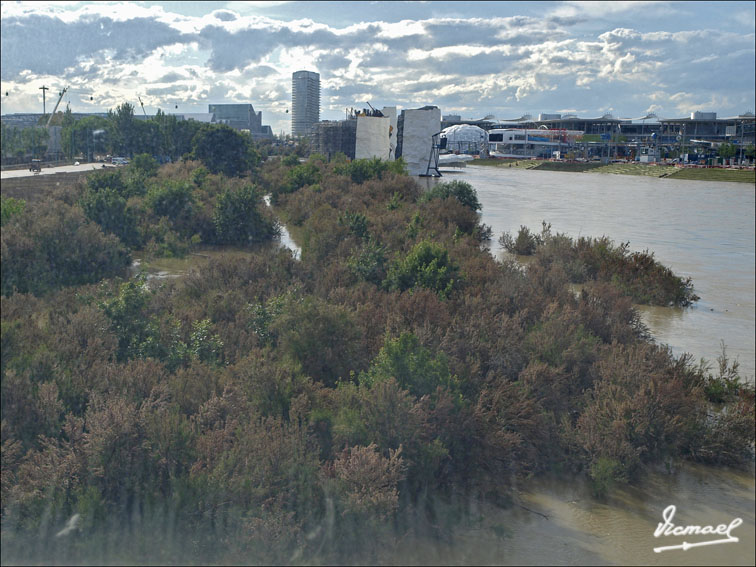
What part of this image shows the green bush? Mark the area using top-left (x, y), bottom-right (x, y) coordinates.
top-left (213, 184), bottom-right (279, 245)
top-left (80, 187), bottom-right (140, 247)
top-left (86, 169), bottom-right (126, 195)
top-left (286, 162), bottom-right (322, 192)
top-left (129, 153), bottom-right (159, 177)
top-left (338, 210), bottom-right (370, 240)
top-left (499, 225), bottom-right (544, 255)
top-left (347, 238), bottom-right (387, 284)
top-left (421, 180), bottom-right (481, 212)
top-left (359, 332), bottom-right (459, 398)
top-left (192, 124), bottom-right (260, 177)
top-left (1, 196), bottom-right (25, 226)
top-left (384, 239), bottom-right (459, 299)
top-left (334, 157), bottom-right (407, 184)
top-left (1, 201), bottom-right (130, 296)
top-left (144, 180), bottom-right (195, 220)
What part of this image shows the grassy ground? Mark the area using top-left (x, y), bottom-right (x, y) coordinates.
top-left (534, 161), bottom-right (604, 172)
top-left (474, 159), bottom-right (545, 169)
top-left (471, 159), bottom-right (755, 183)
top-left (592, 163), bottom-right (674, 177)
top-left (473, 158), bottom-right (540, 168)
top-left (665, 167), bottom-right (756, 183)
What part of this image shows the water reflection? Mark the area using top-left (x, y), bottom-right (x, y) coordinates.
top-left (386, 463), bottom-right (755, 566)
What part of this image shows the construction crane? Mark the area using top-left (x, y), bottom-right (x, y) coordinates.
top-left (46, 86), bottom-right (68, 127)
top-left (138, 96), bottom-right (147, 117)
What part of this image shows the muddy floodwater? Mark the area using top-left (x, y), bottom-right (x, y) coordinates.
top-left (406, 166), bottom-right (755, 566)
top-left (388, 462), bottom-right (755, 566)
top-left (455, 165), bottom-right (755, 381)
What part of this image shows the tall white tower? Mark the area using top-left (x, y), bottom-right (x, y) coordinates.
top-left (291, 70), bottom-right (320, 137)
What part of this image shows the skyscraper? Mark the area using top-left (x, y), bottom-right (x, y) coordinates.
top-left (291, 70), bottom-right (320, 137)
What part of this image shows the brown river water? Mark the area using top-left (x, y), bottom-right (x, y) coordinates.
top-left (401, 166), bottom-right (755, 565)
top-left (129, 169), bottom-right (754, 565)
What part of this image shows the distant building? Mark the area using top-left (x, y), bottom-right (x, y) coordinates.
top-left (208, 104), bottom-right (262, 132)
top-left (396, 106), bottom-right (441, 176)
top-left (355, 114), bottom-right (391, 160)
top-left (292, 71), bottom-right (320, 137)
top-left (312, 119), bottom-right (357, 159)
top-left (172, 113), bottom-right (214, 124)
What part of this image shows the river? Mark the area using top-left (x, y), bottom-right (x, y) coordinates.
top-left (401, 166), bottom-right (755, 566)
top-left (452, 166), bottom-right (755, 381)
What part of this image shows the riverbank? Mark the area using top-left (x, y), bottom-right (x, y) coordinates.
top-left (474, 159), bottom-right (756, 183)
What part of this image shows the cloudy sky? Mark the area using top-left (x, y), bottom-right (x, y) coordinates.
top-left (1, 1), bottom-right (754, 134)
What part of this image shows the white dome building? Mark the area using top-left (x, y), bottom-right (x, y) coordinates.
top-left (440, 124), bottom-right (488, 154)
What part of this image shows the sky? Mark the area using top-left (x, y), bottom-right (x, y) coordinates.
top-left (1, 1), bottom-right (754, 135)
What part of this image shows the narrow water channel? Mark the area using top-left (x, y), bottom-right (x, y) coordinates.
top-left (129, 195), bottom-right (301, 279)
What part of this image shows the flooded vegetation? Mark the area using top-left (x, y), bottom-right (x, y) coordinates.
top-left (1, 154), bottom-right (753, 565)
top-left (500, 223), bottom-right (699, 307)
top-left (464, 165), bottom-right (755, 380)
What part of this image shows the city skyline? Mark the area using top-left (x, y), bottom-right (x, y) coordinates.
top-left (1, 1), bottom-right (754, 135)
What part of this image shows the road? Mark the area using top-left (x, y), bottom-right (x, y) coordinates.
top-left (1, 163), bottom-right (121, 180)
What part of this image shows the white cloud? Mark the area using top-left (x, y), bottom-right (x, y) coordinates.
top-left (1, 1), bottom-right (753, 134)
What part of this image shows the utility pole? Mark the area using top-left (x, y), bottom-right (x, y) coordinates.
top-left (39, 85), bottom-right (49, 117)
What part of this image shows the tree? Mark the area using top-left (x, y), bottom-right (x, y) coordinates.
top-left (108, 102), bottom-right (137, 157)
top-left (420, 180), bottom-right (481, 212)
top-left (744, 143), bottom-right (755, 162)
top-left (192, 124), bottom-right (260, 177)
top-left (129, 153), bottom-right (159, 177)
top-left (718, 142), bottom-right (736, 162)
top-left (80, 187), bottom-right (140, 247)
top-left (21, 127), bottom-right (49, 158)
top-left (62, 115), bottom-right (110, 160)
top-left (213, 184), bottom-right (278, 244)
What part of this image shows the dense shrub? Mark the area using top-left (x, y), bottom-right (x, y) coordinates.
top-left (334, 157), bottom-right (407, 184)
top-left (144, 180), bottom-right (195, 221)
top-left (359, 332), bottom-right (459, 398)
top-left (213, 184), bottom-right (279, 245)
top-left (384, 240), bottom-right (460, 299)
top-left (192, 124), bottom-right (260, 177)
top-left (1, 196), bottom-right (25, 226)
top-left (1, 201), bottom-right (130, 296)
top-left (286, 162), bottom-right (322, 192)
top-left (499, 224), bottom-right (544, 255)
top-left (80, 187), bottom-right (140, 246)
top-left (1, 153), bottom-right (752, 564)
top-left (503, 223), bottom-right (699, 306)
top-left (421, 180), bottom-right (481, 212)
top-left (129, 153), bottom-right (159, 177)
top-left (86, 169), bottom-right (126, 195)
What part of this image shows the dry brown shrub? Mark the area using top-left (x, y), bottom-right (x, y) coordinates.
top-left (333, 443), bottom-right (406, 519)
